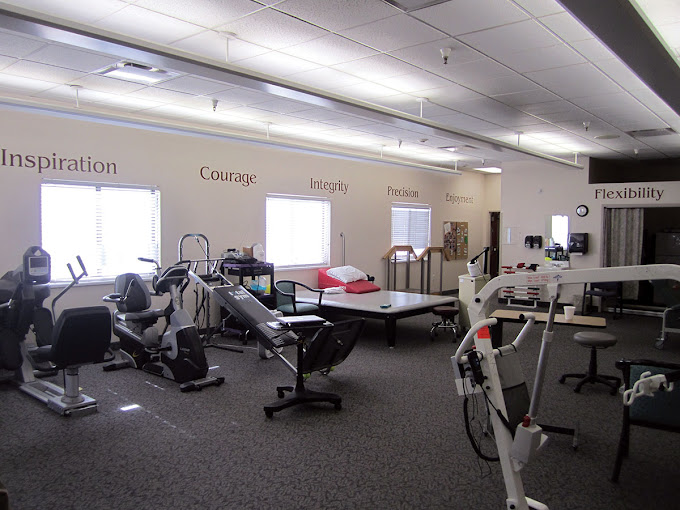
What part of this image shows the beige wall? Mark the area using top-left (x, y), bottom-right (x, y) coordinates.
top-left (0, 106), bottom-right (497, 310)
top-left (501, 157), bottom-right (680, 302)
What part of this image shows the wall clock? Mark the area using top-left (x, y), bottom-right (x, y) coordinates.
top-left (576, 204), bottom-right (589, 217)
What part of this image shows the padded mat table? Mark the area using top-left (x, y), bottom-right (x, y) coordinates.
top-left (296, 289), bottom-right (458, 347)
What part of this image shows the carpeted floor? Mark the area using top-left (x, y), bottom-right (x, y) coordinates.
top-left (1, 306), bottom-right (679, 510)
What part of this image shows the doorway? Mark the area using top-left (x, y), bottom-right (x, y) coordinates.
top-left (489, 211), bottom-right (500, 278)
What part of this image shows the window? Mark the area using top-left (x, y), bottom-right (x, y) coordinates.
top-left (41, 180), bottom-right (160, 282)
top-left (265, 194), bottom-right (330, 269)
top-left (391, 203), bottom-right (431, 257)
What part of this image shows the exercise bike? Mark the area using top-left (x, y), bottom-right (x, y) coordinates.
top-left (0, 246), bottom-right (112, 416)
top-left (103, 258), bottom-right (224, 392)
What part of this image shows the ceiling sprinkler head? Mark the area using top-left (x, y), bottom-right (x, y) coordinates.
top-left (212, 98), bottom-right (219, 112)
top-left (634, 148), bottom-right (640, 156)
top-left (583, 121), bottom-right (591, 132)
top-left (440, 47), bottom-right (452, 65)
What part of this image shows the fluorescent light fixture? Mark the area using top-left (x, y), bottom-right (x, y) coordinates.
top-left (97, 62), bottom-right (179, 84)
top-left (474, 166), bottom-right (502, 174)
top-left (120, 404), bottom-right (141, 411)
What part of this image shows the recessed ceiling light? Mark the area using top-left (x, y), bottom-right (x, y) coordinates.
top-left (594, 134), bottom-right (620, 140)
top-left (96, 62), bottom-right (179, 84)
top-left (474, 166), bottom-right (502, 174)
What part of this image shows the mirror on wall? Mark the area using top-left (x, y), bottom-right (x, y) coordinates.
top-left (545, 214), bottom-right (569, 260)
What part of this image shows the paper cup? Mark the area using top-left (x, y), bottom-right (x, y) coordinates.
top-left (564, 306), bottom-right (576, 320)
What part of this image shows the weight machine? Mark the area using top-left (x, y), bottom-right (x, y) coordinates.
top-left (453, 264), bottom-right (680, 510)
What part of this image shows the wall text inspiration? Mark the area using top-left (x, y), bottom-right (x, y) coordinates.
top-left (1, 147), bottom-right (117, 174)
top-left (594, 186), bottom-right (664, 201)
top-left (310, 178), bottom-right (348, 194)
top-left (200, 166), bottom-right (256, 186)
top-left (387, 185), bottom-right (418, 198)
top-left (446, 192), bottom-right (474, 204)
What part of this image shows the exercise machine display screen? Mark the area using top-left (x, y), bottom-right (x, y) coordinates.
top-left (23, 247), bottom-right (51, 284)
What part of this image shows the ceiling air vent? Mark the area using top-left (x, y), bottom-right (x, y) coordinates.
top-left (626, 127), bottom-right (678, 138)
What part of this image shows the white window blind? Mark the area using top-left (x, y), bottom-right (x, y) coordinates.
top-left (41, 180), bottom-right (160, 282)
top-left (265, 195), bottom-right (330, 269)
top-left (391, 203), bottom-right (431, 256)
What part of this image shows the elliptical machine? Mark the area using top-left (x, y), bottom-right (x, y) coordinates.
top-left (103, 259), bottom-right (224, 392)
top-left (0, 246), bottom-right (112, 416)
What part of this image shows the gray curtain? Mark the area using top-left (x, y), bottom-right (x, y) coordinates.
top-left (603, 207), bottom-right (644, 299)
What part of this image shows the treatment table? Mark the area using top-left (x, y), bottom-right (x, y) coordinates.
top-left (296, 289), bottom-right (458, 347)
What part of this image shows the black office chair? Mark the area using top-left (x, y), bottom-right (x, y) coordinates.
top-left (611, 358), bottom-right (680, 482)
top-left (274, 280), bottom-right (323, 316)
top-left (582, 281), bottom-right (623, 318)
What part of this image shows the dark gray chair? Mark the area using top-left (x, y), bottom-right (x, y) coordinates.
top-left (274, 280), bottom-right (323, 316)
top-left (582, 281), bottom-right (623, 317)
top-left (611, 359), bottom-right (680, 482)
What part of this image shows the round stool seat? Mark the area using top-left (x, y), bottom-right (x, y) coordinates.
top-left (573, 331), bottom-right (617, 348)
top-left (433, 306), bottom-right (458, 319)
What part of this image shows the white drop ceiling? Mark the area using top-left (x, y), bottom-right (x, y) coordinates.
top-left (0, 0), bottom-right (679, 173)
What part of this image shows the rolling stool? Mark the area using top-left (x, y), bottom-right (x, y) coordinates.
top-left (430, 306), bottom-right (459, 341)
top-left (559, 331), bottom-right (621, 395)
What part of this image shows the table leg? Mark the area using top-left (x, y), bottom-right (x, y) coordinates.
top-left (385, 317), bottom-right (397, 347)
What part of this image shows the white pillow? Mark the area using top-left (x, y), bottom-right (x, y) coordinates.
top-left (327, 265), bottom-right (368, 284)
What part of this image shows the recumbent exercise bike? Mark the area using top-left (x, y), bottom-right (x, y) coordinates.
top-left (0, 246), bottom-right (112, 416)
top-left (103, 259), bottom-right (224, 392)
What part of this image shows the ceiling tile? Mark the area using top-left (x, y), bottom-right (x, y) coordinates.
top-left (94, 5), bottom-right (205, 45)
top-left (211, 87), bottom-right (273, 105)
top-left (279, 33), bottom-right (379, 66)
top-left (332, 54), bottom-right (417, 81)
top-left (0, 74), bottom-right (58, 94)
top-left (426, 112), bottom-right (502, 131)
top-left (22, 44), bottom-right (119, 73)
top-left (539, 11), bottom-right (594, 42)
top-left (500, 43), bottom-right (585, 73)
top-left (0, 31), bottom-right (47, 58)
top-left (33, 83), bottom-right (111, 104)
top-left (379, 70), bottom-right (452, 94)
top-left (389, 38), bottom-right (484, 71)
top-left (512, 0), bottom-right (565, 17)
top-left (412, 84), bottom-right (485, 106)
top-left (569, 38), bottom-right (617, 62)
top-left (0, 55), bottom-right (18, 71)
top-left (492, 88), bottom-right (561, 107)
top-left (330, 82), bottom-right (403, 101)
top-left (125, 86), bottom-right (196, 104)
top-left (251, 98), bottom-right (312, 114)
top-left (233, 50), bottom-right (322, 76)
top-left (594, 58), bottom-right (649, 92)
top-left (469, 74), bottom-right (539, 96)
top-left (1, 60), bottom-right (86, 84)
top-left (338, 14), bottom-right (445, 52)
top-left (411, 0), bottom-right (528, 36)
top-left (69, 74), bottom-right (147, 94)
top-left (459, 19), bottom-right (560, 59)
top-left (170, 30), bottom-right (270, 63)
top-left (525, 63), bottom-right (623, 99)
top-left (286, 67), bottom-right (364, 90)
top-left (273, 0), bottom-right (397, 32)
top-left (134, 0), bottom-right (263, 29)
top-left (371, 94), bottom-right (453, 117)
top-left (2, 0), bottom-right (130, 24)
top-left (157, 75), bottom-right (231, 95)
top-left (214, 7), bottom-right (328, 50)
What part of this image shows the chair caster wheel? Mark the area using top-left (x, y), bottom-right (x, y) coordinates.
top-left (277, 390), bottom-right (285, 398)
top-left (334, 403), bottom-right (342, 410)
top-left (265, 410), bottom-right (273, 418)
